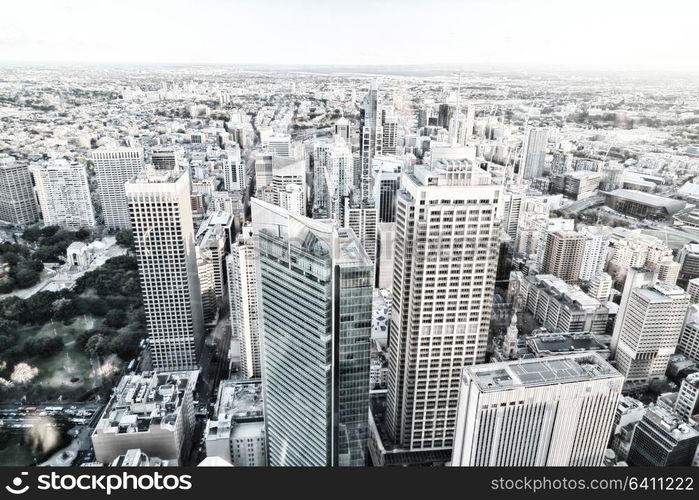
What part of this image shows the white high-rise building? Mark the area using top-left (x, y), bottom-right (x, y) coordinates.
top-left (126, 167), bottom-right (205, 371)
top-left (267, 135), bottom-right (291, 157)
top-left (30, 158), bottom-right (95, 230)
top-left (0, 156), bottom-right (39, 225)
top-left (588, 272), bottom-right (613, 302)
top-left (271, 158), bottom-right (306, 213)
top-left (674, 373), bottom-right (699, 421)
top-left (611, 267), bottom-right (657, 356)
top-left (386, 157), bottom-right (502, 452)
top-left (223, 149), bottom-right (246, 192)
top-left (502, 190), bottom-right (523, 241)
top-left (578, 226), bottom-right (610, 281)
top-left (228, 225), bottom-right (261, 379)
top-left (451, 354), bottom-right (623, 466)
top-left (279, 184), bottom-right (305, 216)
top-left (344, 198), bottom-right (378, 264)
top-left (92, 148), bottom-right (145, 230)
top-left (381, 109), bottom-right (398, 155)
top-left (615, 283), bottom-right (690, 386)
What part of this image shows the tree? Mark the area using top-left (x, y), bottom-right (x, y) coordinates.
top-left (23, 337), bottom-right (64, 358)
top-left (84, 334), bottom-right (107, 358)
top-left (115, 230), bottom-right (133, 247)
top-left (104, 309), bottom-right (127, 329)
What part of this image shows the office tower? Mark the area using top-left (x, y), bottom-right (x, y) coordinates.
top-left (627, 405), bottom-right (699, 466)
top-left (223, 150), bottom-right (246, 192)
top-left (381, 109), bottom-right (398, 155)
top-left (520, 127), bottom-right (548, 180)
top-left (588, 272), bottom-right (613, 302)
top-left (315, 137), bottom-right (354, 218)
top-left (679, 319), bottom-right (699, 363)
top-left (551, 151), bottom-right (573, 175)
top-left (267, 135), bottom-right (291, 157)
top-left (279, 184), bottom-right (305, 215)
top-left (578, 226), bottom-right (610, 281)
top-left (602, 162), bottom-right (625, 191)
top-left (92, 148), bottom-right (145, 230)
top-left (541, 230), bottom-right (585, 284)
top-left (30, 158), bottom-right (95, 230)
top-left (464, 104), bottom-right (475, 139)
top-left (312, 141), bottom-right (332, 213)
top-left (195, 213), bottom-right (231, 299)
top-left (687, 278), bottom-right (699, 304)
top-left (611, 267), bottom-right (657, 355)
top-left (614, 283), bottom-right (690, 386)
top-left (0, 156), bottom-right (39, 225)
top-left (344, 197), bottom-right (378, 264)
top-left (674, 373), bottom-right (699, 421)
top-left (371, 155), bottom-right (402, 223)
top-left (228, 226), bottom-right (261, 379)
top-left (126, 167), bottom-right (205, 371)
top-left (151, 147), bottom-right (179, 170)
top-left (252, 199), bottom-right (373, 466)
top-left (197, 249), bottom-right (217, 323)
top-left (678, 243), bottom-right (699, 287)
top-left (335, 116), bottom-right (350, 141)
top-left (360, 80), bottom-right (383, 201)
top-left (451, 354), bottom-right (623, 466)
top-left (519, 275), bottom-right (609, 335)
top-left (271, 158), bottom-right (306, 213)
top-left (376, 222), bottom-right (395, 290)
top-left (254, 153), bottom-right (274, 190)
top-left (438, 103), bottom-right (454, 129)
top-left (502, 190), bottom-right (523, 241)
top-left (385, 158), bottom-right (501, 452)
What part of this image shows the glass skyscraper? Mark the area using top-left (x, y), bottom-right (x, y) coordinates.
top-left (252, 199), bottom-right (373, 466)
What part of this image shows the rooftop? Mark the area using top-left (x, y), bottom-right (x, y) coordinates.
top-left (466, 353), bottom-right (621, 392)
top-left (606, 188), bottom-right (686, 212)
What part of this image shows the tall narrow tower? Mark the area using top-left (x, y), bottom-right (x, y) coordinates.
top-left (252, 198), bottom-right (373, 466)
top-left (386, 157), bottom-right (502, 452)
top-left (126, 166), bottom-right (205, 371)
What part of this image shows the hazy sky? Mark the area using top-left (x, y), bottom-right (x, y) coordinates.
top-left (1, 0), bottom-right (697, 71)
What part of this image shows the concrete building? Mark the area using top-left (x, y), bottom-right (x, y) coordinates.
top-left (279, 183), bottom-right (305, 215)
top-left (519, 275), bottom-right (609, 335)
top-left (551, 170), bottom-right (601, 200)
top-left (627, 405), bottom-right (699, 466)
top-left (526, 332), bottom-right (610, 359)
top-left (266, 134), bottom-right (291, 157)
top-left (687, 277), bottom-right (699, 304)
top-left (0, 156), bottom-right (39, 225)
top-left (228, 225), bottom-right (261, 379)
top-left (615, 283), bottom-right (690, 387)
top-left (126, 167), bottom-right (205, 371)
top-left (451, 354), bottom-right (623, 466)
top-left (372, 155), bottom-right (402, 223)
top-left (92, 148), bottom-right (145, 230)
top-left (30, 158), bottom-right (95, 230)
top-left (91, 371), bottom-right (198, 464)
top-left (679, 243), bottom-right (699, 287)
top-left (679, 320), bottom-right (699, 364)
top-left (385, 157), bottom-right (502, 454)
top-left (343, 197), bottom-right (378, 264)
top-left (252, 199), bottom-right (373, 466)
top-left (589, 272), bottom-right (613, 302)
top-left (204, 379), bottom-right (266, 467)
top-left (578, 227), bottom-right (610, 282)
top-left (541, 230), bottom-right (586, 284)
top-left (674, 373), bottom-right (699, 421)
top-left (519, 127), bottom-right (548, 180)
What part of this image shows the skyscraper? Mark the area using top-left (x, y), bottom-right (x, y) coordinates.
top-left (92, 147), bottom-right (145, 230)
top-left (386, 157), bottom-right (502, 452)
top-left (360, 80), bottom-right (383, 201)
top-left (381, 108), bottom-right (398, 155)
top-left (519, 127), bottom-right (548, 180)
top-left (451, 354), bottom-right (623, 466)
top-left (541, 230), bottom-right (586, 284)
top-left (0, 156), bottom-right (39, 225)
top-left (343, 197), bottom-right (378, 264)
top-left (30, 158), bottom-right (95, 230)
top-left (126, 166), bottom-right (205, 371)
top-left (252, 198), bottom-right (373, 466)
top-left (228, 225), bottom-right (261, 379)
top-left (628, 405), bottom-right (699, 466)
top-left (615, 283), bottom-right (690, 386)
